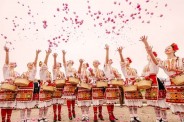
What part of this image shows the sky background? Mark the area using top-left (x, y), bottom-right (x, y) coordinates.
top-left (0, 0), bottom-right (184, 81)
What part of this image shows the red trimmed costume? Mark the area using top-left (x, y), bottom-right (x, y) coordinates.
top-left (0, 63), bottom-right (19, 122)
top-left (38, 64), bottom-right (53, 122)
top-left (142, 55), bottom-right (168, 122)
top-left (158, 57), bottom-right (184, 121)
top-left (77, 63), bottom-right (92, 121)
top-left (90, 65), bottom-right (105, 122)
top-left (62, 62), bottom-right (77, 120)
top-left (104, 63), bottom-right (120, 122)
top-left (16, 66), bottom-right (37, 122)
top-left (52, 64), bottom-right (65, 122)
top-left (121, 61), bottom-right (142, 122)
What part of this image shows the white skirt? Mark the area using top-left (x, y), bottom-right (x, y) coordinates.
top-left (78, 100), bottom-right (91, 107)
top-left (168, 103), bottom-right (184, 113)
top-left (0, 101), bottom-right (16, 108)
top-left (106, 99), bottom-right (119, 104)
top-left (92, 100), bottom-right (104, 106)
top-left (147, 99), bottom-right (169, 109)
top-left (16, 101), bottom-right (37, 109)
top-left (38, 100), bottom-right (52, 108)
top-left (124, 99), bottom-right (143, 107)
top-left (52, 98), bottom-right (64, 104)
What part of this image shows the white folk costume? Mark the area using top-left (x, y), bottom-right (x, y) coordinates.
top-left (90, 68), bottom-right (105, 121)
top-left (38, 64), bottom-right (53, 122)
top-left (0, 63), bottom-right (19, 122)
top-left (16, 66), bottom-right (37, 122)
top-left (52, 65), bottom-right (65, 121)
top-left (104, 63), bottom-right (120, 122)
top-left (77, 66), bottom-right (92, 121)
top-left (158, 57), bottom-right (184, 121)
top-left (62, 62), bottom-right (77, 120)
top-left (142, 57), bottom-right (168, 121)
top-left (121, 62), bottom-right (142, 122)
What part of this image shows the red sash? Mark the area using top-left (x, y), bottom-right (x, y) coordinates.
top-left (16, 82), bottom-right (33, 101)
top-left (92, 87), bottom-right (104, 100)
top-left (105, 87), bottom-right (119, 100)
top-left (0, 91), bottom-right (16, 101)
top-left (77, 88), bottom-right (91, 101)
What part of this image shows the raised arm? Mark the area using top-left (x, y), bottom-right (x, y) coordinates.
top-left (33, 50), bottom-right (41, 67)
top-left (44, 49), bottom-right (52, 65)
top-left (78, 59), bottom-right (84, 74)
top-left (53, 53), bottom-right (57, 69)
top-left (105, 44), bottom-right (109, 64)
top-left (88, 68), bottom-right (95, 77)
top-left (4, 46), bottom-right (9, 65)
top-left (140, 36), bottom-right (158, 65)
top-left (117, 46), bottom-right (125, 62)
top-left (62, 50), bottom-right (66, 68)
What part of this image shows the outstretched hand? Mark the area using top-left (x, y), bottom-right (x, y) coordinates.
top-left (53, 53), bottom-right (58, 58)
top-left (105, 44), bottom-right (109, 50)
top-left (62, 50), bottom-right (66, 55)
top-left (117, 46), bottom-right (123, 53)
top-left (36, 50), bottom-right (41, 55)
top-left (4, 46), bottom-right (9, 52)
top-left (79, 59), bottom-right (84, 64)
top-left (46, 49), bottom-right (52, 55)
top-left (140, 36), bottom-right (148, 43)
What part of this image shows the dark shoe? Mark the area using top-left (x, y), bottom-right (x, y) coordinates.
top-left (58, 115), bottom-right (61, 121)
top-left (72, 110), bottom-right (76, 118)
top-left (134, 117), bottom-right (141, 122)
top-left (68, 111), bottom-right (72, 120)
top-left (98, 114), bottom-right (104, 120)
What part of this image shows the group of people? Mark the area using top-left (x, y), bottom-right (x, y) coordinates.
top-left (0, 36), bottom-right (183, 122)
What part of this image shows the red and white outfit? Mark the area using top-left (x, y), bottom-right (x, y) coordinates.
top-left (104, 64), bottom-right (120, 121)
top-left (142, 60), bottom-right (168, 121)
top-left (38, 64), bottom-right (53, 121)
top-left (77, 68), bottom-right (92, 121)
top-left (52, 68), bottom-right (65, 121)
top-left (121, 64), bottom-right (142, 121)
top-left (62, 66), bottom-right (77, 119)
top-left (16, 66), bottom-right (37, 122)
top-left (0, 64), bottom-right (19, 122)
top-left (90, 68), bottom-right (105, 121)
top-left (158, 57), bottom-right (184, 121)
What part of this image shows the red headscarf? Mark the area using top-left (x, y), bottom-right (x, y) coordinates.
top-left (153, 51), bottom-right (157, 57)
top-left (126, 57), bottom-right (132, 63)
top-left (171, 43), bottom-right (179, 51)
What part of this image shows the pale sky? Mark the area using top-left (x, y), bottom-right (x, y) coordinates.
top-left (0, 0), bottom-right (184, 81)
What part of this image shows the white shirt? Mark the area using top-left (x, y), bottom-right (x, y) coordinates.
top-left (3, 64), bottom-right (19, 81)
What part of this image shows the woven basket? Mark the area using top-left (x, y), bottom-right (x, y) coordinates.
top-left (123, 85), bottom-right (137, 92)
top-left (69, 77), bottom-right (80, 85)
top-left (1, 83), bottom-right (17, 91)
top-left (14, 78), bottom-right (30, 86)
top-left (42, 85), bottom-right (54, 92)
top-left (96, 81), bottom-right (108, 87)
top-left (172, 74), bottom-right (184, 85)
top-left (137, 80), bottom-right (152, 89)
top-left (111, 79), bottom-right (124, 86)
top-left (80, 82), bottom-right (92, 90)
top-left (55, 79), bottom-right (65, 87)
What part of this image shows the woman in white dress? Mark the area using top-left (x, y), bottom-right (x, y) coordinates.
top-left (62, 50), bottom-right (77, 120)
top-left (0, 46), bottom-right (19, 122)
top-left (16, 50), bottom-right (40, 122)
top-left (140, 35), bottom-right (184, 122)
top-left (38, 49), bottom-right (53, 122)
top-left (89, 60), bottom-right (105, 122)
top-left (52, 53), bottom-right (65, 122)
top-left (117, 46), bottom-right (142, 122)
top-left (77, 59), bottom-right (92, 121)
